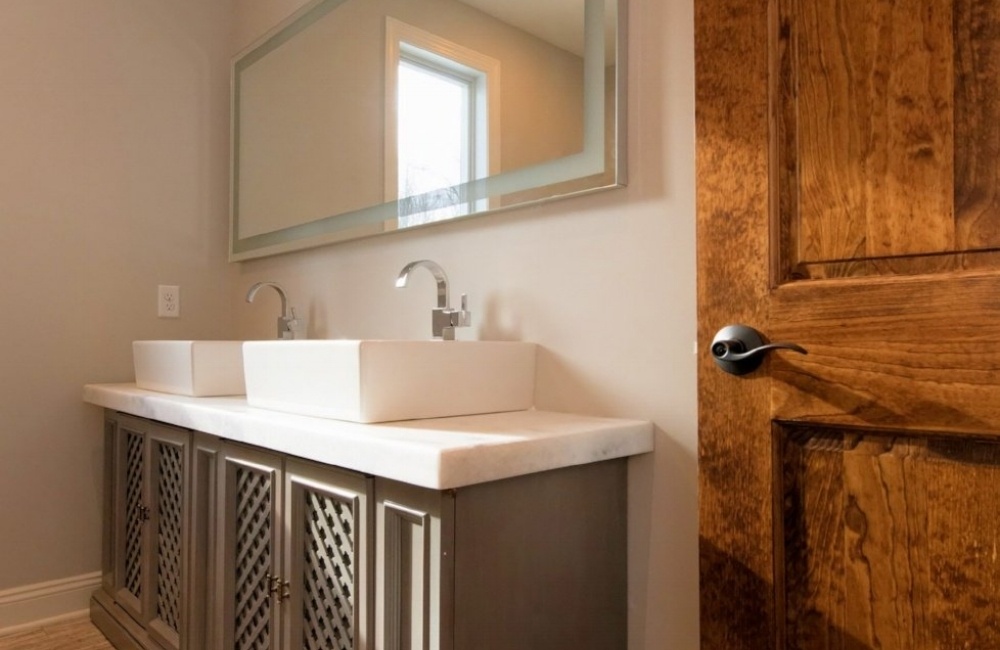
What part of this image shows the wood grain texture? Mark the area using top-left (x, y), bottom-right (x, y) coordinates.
top-left (793, 0), bottom-right (954, 264)
top-left (955, 0), bottom-right (1000, 248)
top-left (770, 273), bottom-right (1000, 434)
top-left (781, 428), bottom-right (1000, 649)
top-left (780, 430), bottom-right (846, 647)
top-left (699, 0), bottom-right (1000, 647)
top-left (776, 0), bottom-right (1000, 280)
top-left (695, 0), bottom-right (777, 646)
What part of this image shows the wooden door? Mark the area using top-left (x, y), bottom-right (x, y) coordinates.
top-left (696, 0), bottom-right (1000, 648)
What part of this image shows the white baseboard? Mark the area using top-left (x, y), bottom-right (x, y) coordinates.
top-left (0, 572), bottom-right (101, 633)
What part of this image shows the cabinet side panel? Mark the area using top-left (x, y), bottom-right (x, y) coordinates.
top-left (101, 411), bottom-right (117, 596)
top-left (453, 460), bottom-right (628, 650)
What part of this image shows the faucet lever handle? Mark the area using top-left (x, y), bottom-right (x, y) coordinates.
top-left (452, 293), bottom-right (472, 328)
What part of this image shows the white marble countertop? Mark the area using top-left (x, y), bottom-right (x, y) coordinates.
top-left (84, 383), bottom-right (654, 490)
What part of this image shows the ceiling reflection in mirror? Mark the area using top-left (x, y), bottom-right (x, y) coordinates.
top-left (231, 0), bottom-right (625, 260)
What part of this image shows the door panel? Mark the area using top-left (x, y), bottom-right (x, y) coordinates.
top-left (775, 0), bottom-right (1000, 281)
top-left (770, 274), bottom-right (1000, 433)
top-left (779, 426), bottom-right (1000, 648)
top-left (696, 0), bottom-right (1000, 647)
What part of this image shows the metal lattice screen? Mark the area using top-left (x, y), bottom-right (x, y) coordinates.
top-left (155, 442), bottom-right (184, 634)
top-left (302, 489), bottom-right (355, 650)
top-left (124, 431), bottom-right (145, 599)
top-left (234, 465), bottom-right (273, 650)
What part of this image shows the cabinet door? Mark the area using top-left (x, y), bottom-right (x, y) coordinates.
top-left (374, 480), bottom-right (454, 650)
top-left (282, 459), bottom-right (373, 650)
top-left (219, 444), bottom-right (282, 650)
top-left (145, 423), bottom-right (191, 650)
top-left (113, 415), bottom-right (150, 625)
top-left (111, 414), bottom-right (191, 648)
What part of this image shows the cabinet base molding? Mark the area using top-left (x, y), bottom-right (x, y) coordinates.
top-left (90, 591), bottom-right (160, 650)
top-left (0, 571), bottom-right (100, 633)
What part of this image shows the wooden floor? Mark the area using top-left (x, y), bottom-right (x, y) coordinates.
top-left (0, 617), bottom-right (113, 650)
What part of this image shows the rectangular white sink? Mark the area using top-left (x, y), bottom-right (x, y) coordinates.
top-left (133, 340), bottom-right (246, 396)
top-left (242, 340), bottom-right (536, 423)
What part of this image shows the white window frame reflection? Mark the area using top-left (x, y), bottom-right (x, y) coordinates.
top-left (384, 18), bottom-right (501, 227)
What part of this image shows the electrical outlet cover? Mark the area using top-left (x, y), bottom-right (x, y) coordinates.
top-left (158, 285), bottom-right (180, 318)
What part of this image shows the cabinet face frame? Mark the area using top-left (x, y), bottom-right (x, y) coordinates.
top-left (188, 433), bottom-right (221, 650)
top-left (374, 480), bottom-right (455, 650)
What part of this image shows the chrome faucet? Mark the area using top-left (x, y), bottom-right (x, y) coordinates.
top-left (395, 260), bottom-right (471, 340)
top-left (246, 281), bottom-right (301, 340)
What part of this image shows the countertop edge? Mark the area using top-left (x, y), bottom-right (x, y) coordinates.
top-left (84, 383), bottom-right (655, 489)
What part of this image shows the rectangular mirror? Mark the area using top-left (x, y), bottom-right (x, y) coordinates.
top-left (231, 0), bottom-right (626, 260)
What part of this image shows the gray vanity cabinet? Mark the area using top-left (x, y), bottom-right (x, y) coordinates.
top-left (215, 442), bottom-right (374, 650)
top-left (95, 411), bottom-right (628, 650)
top-left (375, 458), bottom-right (627, 650)
top-left (97, 413), bottom-right (191, 650)
top-left (374, 480), bottom-right (453, 650)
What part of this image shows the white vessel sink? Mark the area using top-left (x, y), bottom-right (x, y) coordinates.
top-left (243, 340), bottom-right (536, 423)
top-left (133, 340), bottom-right (246, 396)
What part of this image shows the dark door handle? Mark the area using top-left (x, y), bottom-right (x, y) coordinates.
top-left (711, 324), bottom-right (807, 375)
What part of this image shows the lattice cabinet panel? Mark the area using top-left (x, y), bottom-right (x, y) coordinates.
top-left (220, 445), bottom-right (282, 650)
top-left (108, 413), bottom-right (191, 650)
top-left (121, 427), bottom-right (146, 608)
top-left (284, 459), bottom-right (373, 650)
top-left (147, 430), bottom-right (190, 650)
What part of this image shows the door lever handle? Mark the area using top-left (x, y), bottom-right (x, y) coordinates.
top-left (711, 324), bottom-right (807, 375)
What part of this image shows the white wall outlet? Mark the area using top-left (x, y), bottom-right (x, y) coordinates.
top-left (158, 285), bottom-right (180, 318)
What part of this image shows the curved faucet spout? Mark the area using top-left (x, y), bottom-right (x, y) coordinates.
top-left (396, 260), bottom-right (470, 340)
top-left (246, 281), bottom-right (288, 317)
top-left (247, 281), bottom-right (300, 339)
top-left (395, 260), bottom-right (449, 309)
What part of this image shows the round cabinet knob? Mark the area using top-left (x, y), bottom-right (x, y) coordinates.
top-left (711, 324), bottom-right (807, 376)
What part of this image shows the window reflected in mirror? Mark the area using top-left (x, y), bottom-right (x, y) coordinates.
top-left (388, 21), bottom-right (498, 227)
top-left (230, 0), bottom-right (625, 260)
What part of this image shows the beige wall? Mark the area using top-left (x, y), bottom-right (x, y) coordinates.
top-left (232, 0), bottom-right (700, 648)
top-left (0, 0), bottom-right (234, 588)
